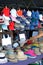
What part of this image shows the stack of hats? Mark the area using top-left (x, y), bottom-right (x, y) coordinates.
top-left (0, 53), bottom-right (8, 64)
top-left (16, 48), bottom-right (27, 61)
top-left (31, 41), bottom-right (41, 55)
top-left (34, 47), bottom-right (41, 55)
top-left (6, 45), bottom-right (18, 62)
top-left (39, 42), bottom-right (43, 53)
top-left (31, 42), bottom-right (39, 48)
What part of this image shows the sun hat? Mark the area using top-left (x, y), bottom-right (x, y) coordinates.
top-left (6, 45), bottom-right (17, 62)
top-left (34, 47), bottom-right (41, 55)
top-left (40, 47), bottom-right (43, 53)
top-left (0, 53), bottom-right (8, 64)
top-left (16, 49), bottom-right (27, 61)
top-left (6, 48), bottom-right (18, 63)
top-left (24, 49), bottom-right (37, 58)
top-left (39, 42), bottom-right (43, 47)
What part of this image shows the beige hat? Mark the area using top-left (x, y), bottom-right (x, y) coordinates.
top-left (40, 47), bottom-right (43, 53)
top-left (34, 48), bottom-right (41, 55)
top-left (7, 49), bottom-right (18, 62)
top-left (39, 42), bottom-right (43, 47)
top-left (16, 49), bottom-right (27, 61)
top-left (8, 58), bottom-right (18, 63)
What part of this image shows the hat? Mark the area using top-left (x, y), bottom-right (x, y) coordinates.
top-left (32, 42), bottom-right (39, 47)
top-left (7, 49), bottom-right (18, 62)
top-left (0, 53), bottom-right (8, 64)
top-left (34, 48), bottom-right (41, 55)
top-left (16, 49), bottom-right (27, 61)
top-left (39, 42), bottom-right (43, 47)
top-left (8, 58), bottom-right (18, 63)
top-left (40, 47), bottom-right (43, 53)
top-left (24, 49), bottom-right (37, 58)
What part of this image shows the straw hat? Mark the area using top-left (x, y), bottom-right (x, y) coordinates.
top-left (8, 58), bottom-right (17, 62)
top-left (16, 49), bottom-right (27, 61)
top-left (7, 49), bottom-right (18, 62)
top-left (39, 42), bottom-right (43, 47)
top-left (34, 47), bottom-right (41, 55)
top-left (40, 47), bottom-right (43, 53)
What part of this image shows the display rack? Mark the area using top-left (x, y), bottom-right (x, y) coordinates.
top-left (0, 29), bottom-right (43, 65)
